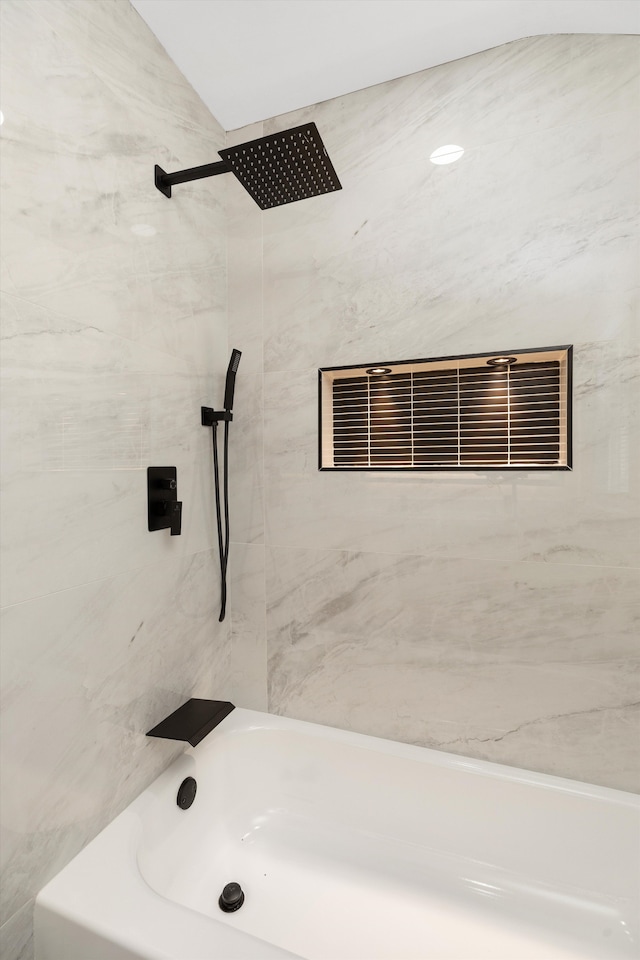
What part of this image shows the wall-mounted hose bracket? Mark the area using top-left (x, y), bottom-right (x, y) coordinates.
top-left (201, 406), bottom-right (233, 425)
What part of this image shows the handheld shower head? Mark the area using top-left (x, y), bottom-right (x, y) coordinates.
top-left (223, 349), bottom-right (242, 412)
top-left (200, 349), bottom-right (242, 623)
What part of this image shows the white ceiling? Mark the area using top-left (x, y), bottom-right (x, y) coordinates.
top-left (131, 0), bottom-right (639, 130)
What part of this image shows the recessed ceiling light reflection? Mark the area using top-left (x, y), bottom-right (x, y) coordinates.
top-left (366, 367), bottom-right (392, 375)
top-left (486, 356), bottom-right (517, 367)
top-left (429, 144), bottom-right (464, 165)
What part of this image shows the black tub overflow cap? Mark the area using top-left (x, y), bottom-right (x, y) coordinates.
top-left (219, 881), bottom-right (245, 912)
top-left (176, 777), bottom-right (197, 809)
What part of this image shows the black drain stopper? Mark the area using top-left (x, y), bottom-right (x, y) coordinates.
top-left (176, 777), bottom-right (197, 810)
top-left (219, 881), bottom-right (245, 912)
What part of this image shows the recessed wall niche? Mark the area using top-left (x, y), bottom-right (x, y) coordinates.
top-left (319, 346), bottom-right (572, 471)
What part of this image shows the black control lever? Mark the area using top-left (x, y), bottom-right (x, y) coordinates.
top-left (170, 501), bottom-right (182, 536)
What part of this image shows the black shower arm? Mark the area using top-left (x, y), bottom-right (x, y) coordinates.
top-left (154, 161), bottom-right (232, 198)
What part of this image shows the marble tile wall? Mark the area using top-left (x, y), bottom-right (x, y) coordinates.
top-left (0, 1), bottom-right (249, 956)
top-left (229, 34), bottom-right (640, 794)
top-left (1, 15), bottom-right (638, 960)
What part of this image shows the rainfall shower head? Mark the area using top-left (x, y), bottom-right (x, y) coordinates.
top-left (219, 124), bottom-right (341, 209)
top-left (155, 123), bottom-right (341, 210)
top-left (223, 349), bottom-right (242, 412)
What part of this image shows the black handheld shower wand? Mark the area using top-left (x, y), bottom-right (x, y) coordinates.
top-left (201, 349), bottom-right (242, 622)
top-left (223, 349), bottom-right (241, 413)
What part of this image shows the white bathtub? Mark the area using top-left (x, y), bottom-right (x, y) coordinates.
top-left (35, 708), bottom-right (639, 960)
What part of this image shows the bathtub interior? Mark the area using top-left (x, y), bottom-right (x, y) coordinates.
top-left (135, 715), bottom-right (639, 960)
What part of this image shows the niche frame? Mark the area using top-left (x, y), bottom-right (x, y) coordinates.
top-left (318, 345), bottom-right (573, 472)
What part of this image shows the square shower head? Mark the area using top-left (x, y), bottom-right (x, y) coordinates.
top-left (218, 122), bottom-right (342, 210)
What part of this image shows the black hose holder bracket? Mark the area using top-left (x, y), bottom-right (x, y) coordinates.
top-left (201, 407), bottom-right (233, 426)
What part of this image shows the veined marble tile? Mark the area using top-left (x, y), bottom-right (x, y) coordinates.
top-left (263, 336), bottom-right (640, 568)
top-left (0, 1), bottom-right (226, 361)
top-left (228, 227), bottom-right (263, 337)
top-left (449, 699), bottom-right (640, 793)
top-left (227, 362), bottom-right (265, 546)
top-left (0, 899), bottom-right (33, 960)
top-left (24, 0), bottom-right (223, 138)
top-left (0, 152), bottom-right (226, 367)
top-left (262, 107), bottom-right (638, 373)
top-left (0, 293), bottom-right (221, 607)
top-left (226, 123), bottom-right (264, 302)
top-left (264, 466), bottom-right (640, 570)
top-left (226, 155), bottom-right (265, 545)
top-left (266, 545), bottom-right (640, 791)
top-left (0, 190), bottom-right (226, 353)
top-left (226, 316), bottom-right (264, 545)
top-left (229, 542), bottom-right (268, 711)
top-left (263, 35), bottom-right (640, 180)
top-left (0, 548), bottom-right (230, 924)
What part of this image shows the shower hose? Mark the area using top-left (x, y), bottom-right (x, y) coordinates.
top-left (211, 420), bottom-right (230, 622)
